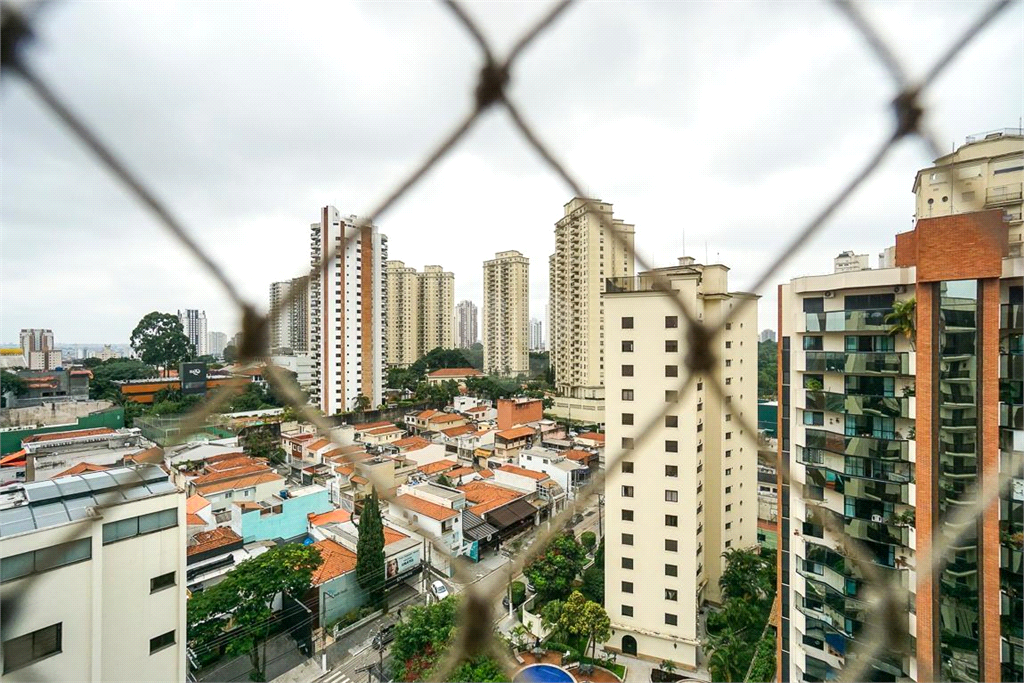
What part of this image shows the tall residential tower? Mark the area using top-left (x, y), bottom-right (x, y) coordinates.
top-left (268, 276), bottom-right (310, 353)
top-left (177, 310), bottom-right (208, 357)
top-left (483, 251), bottom-right (529, 376)
top-left (455, 300), bottom-right (479, 349)
top-left (384, 262), bottom-right (454, 367)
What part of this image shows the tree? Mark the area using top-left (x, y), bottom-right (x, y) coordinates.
top-left (540, 599), bottom-right (567, 643)
top-left (580, 531), bottom-right (596, 553)
top-left (390, 598), bottom-right (460, 680)
top-left (1, 371), bottom-right (27, 407)
top-left (581, 565), bottom-right (604, 605)
top-left (242, 426), bottom-right (286, 464)
top-left (757, 340), bottom-right (777, 399)
top-left (436, 474), bottom-right (454, 488)
top-left (558, 591), bottom-right (610, 662)
top-left (223, 343), bottom-right (238, 364)
top-left (89, 358), bottom-right (159, 401)
top-left (707, 628), bottom-right (751, 683)
top-left (525, 532), bottom-right (587, 603)
top-left (886, 297), bottom-right (917, 350)
top-left (130, 312), bottom-right (194, 374)
top-left (355, 394), bottom-right (372, 412)
top-left (449, 656), bottom-right (509, 682)
top-left (356, 489), bottom-right (386, 609)
top-left (187, 544), bottom-right (321, 682)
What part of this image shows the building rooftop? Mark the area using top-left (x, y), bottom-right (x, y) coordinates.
top-left (22, 427), bottom-right (117, 444)
top-left (496, 426), bottom-right (535, 441)
top-left (0, 464), bottom-right (177, 537)
top-left (430, 414), bottom-right (464, 425)
top-left (458, 480), bottom-right (524, 515)
top-left (441, 425), bottom-right (475, 438)
top-left (365, 425), bottom-right (403, 435)
top-left (188, 527), bottom-right (242, 556)
top-left (52, 462), bottom-right (111, 478)
top-left (308, 509), bottom-right (351, 527)
top-left (354, 420), bottom-right (395, 431)
top-left (576, 432), bottom-right (605, 443)
top-left (418, 460), bottom-right (456, 476)
top-left (394, 494), bottom-right (458, 521)
top-left (427, 368), bottom-right (484, 378)
top-left (310, 539), bottom-right (358, 585)
top-left (497, 465), bottom-right (549, 481)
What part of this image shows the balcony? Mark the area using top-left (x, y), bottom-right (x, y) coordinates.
top-left (805, 428), bottom-right (910, 460)
top-left (986, 183), bottom-right (1023, 207)
top-left (806, 390), bottom-right (912, 418)
top-left (805, 351), bottom-right (910, 375)
top-left (1002, 354), bottom-right (1024, 381)
top-left (1002, 403), bottom-right (1024, 430)
top-left (1002, 304), bottom-right (1024, 331)
top-left (805, 309), bottom-right (890, 333)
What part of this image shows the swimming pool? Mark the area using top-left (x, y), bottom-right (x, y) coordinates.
top-left (513, 663), bottom-right (576, 683)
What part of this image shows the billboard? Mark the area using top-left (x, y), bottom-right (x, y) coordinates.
top-left (179, 362), bottom-right (208, 396)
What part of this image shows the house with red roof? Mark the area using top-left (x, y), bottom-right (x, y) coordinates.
top-left (425, 368), bottom-right (484, 385)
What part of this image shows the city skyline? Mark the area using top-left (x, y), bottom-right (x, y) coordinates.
top-left (3, 3), bottom-right (1020, 343)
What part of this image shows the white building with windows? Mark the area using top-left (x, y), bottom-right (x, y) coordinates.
top-left (0, 465), bottom-right (187, 682)
top-left (177, 310), bottom-right (208, 357)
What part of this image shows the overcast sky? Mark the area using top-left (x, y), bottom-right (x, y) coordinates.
top-left (2, 0), bottom-right (1021, 345)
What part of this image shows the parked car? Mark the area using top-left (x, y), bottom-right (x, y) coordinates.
top-left (372, 623), bottom-right (396, 650)
top-left (431, 580), bottom-right (450, 601)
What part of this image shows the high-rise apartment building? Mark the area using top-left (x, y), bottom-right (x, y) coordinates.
top-left (268, 276), bottom-right (310, 353)
top-left (19, 329), bottom-right (61, 370)
top-left (529, 318), bottom-right (544, 351)
top-left (483, 251), bottom-right (529, 376)
top-left (454, 300), bottom-right (479, 349)
top-left (777, 209), bottom-right (1023, 682)
top-left (0, 464), bottom-right (187, 682)
top-left (834, 251), bottom-right (870, 273)
top-left (309, 206), bottom-right (387, 415)
top-left (177, 310), bottom-right (208, 357)
top-left (207, 331), bottom-right (228, 358)
top-left (384, 262), bottom-right (454, 367)
top-left (550, 197), bottom-right (635, 398)
top-left (603, 257), bottom-right (758, 670)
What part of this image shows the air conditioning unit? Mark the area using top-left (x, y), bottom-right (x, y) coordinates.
top-left (894, 285), bottom-right (906, 294)
top-left (823, 291), bottom-right (835, 299)
top-left (871, 514), bottom-right (884, 523)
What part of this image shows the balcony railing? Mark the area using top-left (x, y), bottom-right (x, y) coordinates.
top-left (1002, 403), bottom-right (1024, 430)
top-left (986, 183), bottom-right (1023, 206)
top-left (1002, 304), bottom-right (1024, 331)
top-left (604, 276), bottom-right (670, 294)
top-left (805, 309), bottom-right (890, 333)
top-left (806, 390), bottom-right (912, 418)
top-left (805, 428), bottom-right (910, 460)
top-left (806, 351), bottom-right (910, 375)
top-left (1002, 354), bottom-right (1024, 381)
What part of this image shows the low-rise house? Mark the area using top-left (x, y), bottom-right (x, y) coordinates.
top-left (423, 413), bottom-right (466, 434)
top-left (20, 427), bottom-right (156, 482)
top-left (164, 438), bottom-right (241, 468)
top-left (178, 454), bottom-right (285, 516)
top-left (493, 464), bottom-right (550, 494)
top-left (460, 404), bottom-right (497, 422)
top-left (186, 494), bottom-right (214, 532)
top-left (357, 423), bottom-right (405, 447)
top-left (574, 432), bottom-right (605, 449)
top-left (309, 513), bottom-right (422, 591)
top-left (496, 397), bottom-right (544, 430)
top-left (391, 435), bottom-right (432, 453)
top-left (457, 480), bottom-right (538, 542)
top-left (308, 539), bottom-right (361, 628)
top-left (417, 458), bottom-right (458, 479)
top-left (438, 424), bottom-right (476, 455)
top-left (453, 396), bottom-right (491, 413)
top-left (562, 448), bottom-right (600, 472)
top-left (230, 484), bottom-right (332, 543)
top-left (444, 466), bottom-right (486, 485)
top-left (493, 426), bottom-right (536, 461)
top-left (389, 486), bottom-right (464, 575)
top-left (186, 533), bottom-right (272, 593)
top-left (404, 410), bottom-right (441, 434)
top-left (425, 368), bottom-right (484, 385)
top-left (517, 447), bottom-right (590, 499)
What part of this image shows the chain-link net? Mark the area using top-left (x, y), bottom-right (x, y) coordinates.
top-left (2, 1), bottom-right (1021, 681)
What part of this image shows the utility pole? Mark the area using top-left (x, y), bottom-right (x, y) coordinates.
top-left (597, 493), bottom-right (604, 539)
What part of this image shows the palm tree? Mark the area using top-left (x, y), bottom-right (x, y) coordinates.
top-left (885, 298), bottom-right (917, 350)
top-left (706, 629), bottom-right (747, 682)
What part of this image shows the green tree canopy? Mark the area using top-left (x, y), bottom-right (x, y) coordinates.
top-left (241, 426), bottom-right (285, 464)
top-left (390, 597), bottom-right (459, 680)
top-left (886, 297), bottom-right (917, 350)
top-left (356, 489), bottom-right (386, 608)
top-left (187, 544), bottom-right (321, 681)
top-left (525, 532), bottom-right (587, 603)
top-left (89, 358), bottom-right (159, 401)
top-left (130, 312), bottom-right (194, 374)
top-left (223, 343), bottom-right (238, 364)
top-left (558, 590), bottom-right (611, 661)
top-left (757, 340), bottom-right (777, 399)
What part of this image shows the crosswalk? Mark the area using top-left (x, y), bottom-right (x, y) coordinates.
top-left (318, 670), bottom-right (353, 683)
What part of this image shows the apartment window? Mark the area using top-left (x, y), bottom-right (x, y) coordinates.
top-left (665, 415), bottom-right (678, 428)
top-left (725, 432), bottom-right (732, 440)
top-left (725, 414), bottom-right (732, 422)
top-left (725, 486), bottom-right (732, 494)
top-left (622, 437), bottom-right (634, 450)
top-left (150, 630), bottom-right (176, 655)
top-left (665, 440), bottom-right (678, 453)
top-left (725, 377), bottom-right (732, 385)
top-left (150, 572), bottom-right (176, 593)
top-left (804, 411), bottom-right (824, 426)
top-left (726, 504), bottom-right (732, 512)
top-left (622, 557), bottom-right (634, 569)
top-left (665, 339), bottom-right (678, 352)
top-left (621, 365), bottom-right (634, 377)
top-left (697, 381), bottom-right (703, 390)
top-left (665, 365), bottom-right (678, 377)
top-left (725, 540), bottom-right (732, 548)
top-left (665, 515), bottom-right (678, 527)
top-left (697, 443), bottom-right (703, 453)
top-left (621, 460), bottom-right (634, 473)
top-left (697, 483), bottom-right (703, 494)
top-left (621, 485), bottom-right (634, 498)
top-left (665, 465), bottom-right (678, 477)
top-left (622, 317), bottom-right (634, 329)
top-left (697, 402), bottom-right (703, 412)
top-left (2, 623), bottom-right (62, 674)
top-left (103, 508), bottom-right (177, 544)
top-left (665, 613), bottom-right (678, 626)
top-left (621, 605), bottom-right (634, 617)
top-left (1, 538), bottom-right (91, 583)
top-left (622, 510), bottom-right (634, 521)
top-left (725, 359), bottom-right (732, 367)
top-left (622, 340), bottom-right (634, 352)
top-left (665, 564), bottom-right (678, 577)
top-left (621, 412), bottom-right (634, 425)
top-left (726, 522), bottom-right (732, 530)
top-left (803, 336), bottom-right (824, 351)
top-left (622, 533), bottom-right (634, 546)
top-left (665, 490), bottom-right (678, 502)
top-left (665, 316), bottom-right (678, 328)
top-left (697, 462), bottom-right (703, 473)
top-left (725, 323), bottom-right (732, 330)
top-left (622, 581), bottom-right (634, 594)
top-left (622, 389), bottom-right (634, 401)
top-left (697, 422), bottom-right (703, 432)
top-left (726, 468), bottom-right (732, 476)
top-left (665, 539), bottom-right (678, 552)
top-left (665, 589), bottom-right (678, 601)
top-left (665, 390), bottom-right (678, 402)
top-left (725, 341), bottom-right (732, 348)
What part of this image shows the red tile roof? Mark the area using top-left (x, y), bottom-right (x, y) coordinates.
top-left (354, 421), bottom-right (394, 431)
top-left (196, 471), bottom-right (284, 495)
top-left (308, 509), bottom-right (352, 526)
top-left (307, 439), bottom-right (331, 451)
top-left (446, 466), bottom-right (477, 480)
top-left (186, 513), bottom-right (207, 527)
top-left (416, 410), bottom-right (440, 420)
top-left (498, 464), bottom-right (549, 481)
top-left (479, 468), bottom-right (494, 478)
top-left (458, 480), bottom-right (524, 515)
top-left (430, 414), bottom-right (464, 425)
top-left (577, 432), bottom-right (605, 443)
top-left (366, 425), bottom-right (403, 435)
top-left (427, 368), bottom-right (484, 378)
top-left (188, 527), bottom-right (242, 556)
top-left (393, 436), bottom-right (431, 451)
top-left (191, 463), bottom-right (271, 485)
top-left (187, 494), bottom-right (211, 514)
top-left (0, 450), bottom-right (26, 467)
top-left (465, 405), bottom-right (489, 413)
top-left (383, 526), bottom-right (409, 545)
top-left (23, 427), bottom-right (116, 444)
top-left (311, 539), bottom-right (358, 584)
top-left (563, 449), bottom-right (594, 462)
top-left (496, 426), bottom-right (535, 441)
top-left (441, 425), bottom-right (475, 438)
top-left (394, 494), bottom-right (458, 521)
top-left (418, 460), bottom-right (456, 475)
top-left (53, 462), bottom-right (110, 478)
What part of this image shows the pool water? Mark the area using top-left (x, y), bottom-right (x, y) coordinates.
top-left (513, 664), bottom-right (576, 683)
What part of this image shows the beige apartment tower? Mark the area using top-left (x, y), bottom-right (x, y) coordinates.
top-left (550, 197), bottom-right (635, 399)
top-left (384, 262), bottom-right (454, 368)
top-left (603, 257), bottom-right (758, 670)
top-left (482, 251), bottom-right (529, 376)
top-left (455, 300), bottom-right (479, 348)
top-left (269, 276), bottom-right (310, 353)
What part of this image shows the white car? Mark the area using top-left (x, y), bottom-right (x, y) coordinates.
top-left (430, 580), bottom-right (450, 601)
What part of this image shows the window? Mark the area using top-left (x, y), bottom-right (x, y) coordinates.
top-left (103, 508), bottom-right (177, 545)
top-left (621, 389), bottom-right (634, 401)
top-left (1, 538), bottom-right (91, 583)
top-left (664, 490), bottom-right (678, 502)
top-left (665, 613), bottom-right (678, 626)
top-left (725, 359), bottom-right (732, 367)
top-left (622, 557), bottom-right (634, 569)
top-left (725, 486), bottom-right (733, 494)
top-left (725, 323), bottom-right (732, 330)
top-left (725, 540), bottom-right (732, 548)
top-left (665, 440), bottom-right (678, 453)
top-left (665, 415), bottom-right (678, 428)
top-left (622, 581), bottom-right (634, 594)
top-left (665, 365), bottom-right (678, 377)
top-left (725, 432), bottom-right (732, 440)
top-left (622, 317), bottom-right (634, 329)
top-left (665, 564), bottom-right (678, 577)
top-left (803, 297), bottom-right (824, 313)
top-left (621, 605), bottom-right (634, 617)
top-left (665, 589), bottom-right (678, 601)
top-left (725, 522), bottom-right (732, 530)
top-left (3, 623), bottom-right (62, 674)
top-left (725, 341), bottom-right (732, 349)
top-left (622, 509), bottom-right (634, 521)
top-left (725, 504), bottom-right (732, 512)
top-left (803, 336), bottom-right (823, 351)
top-left (665, 316), bottom-right (678, 328)
top-left (622, 365), bottom-right (634, 377)
top-left (665, 514), bottom-right (678, 527)
top-left (803, 411), bottom-right (824, 426)
top-left (150, 572), bottom-right (176, 593)
top-left (726, 468), bottom-right (732, 476)
top-left (621, 485), bottom-right (634, 498)
top-left (665, 390), bottom-right (678, 402)
top-left (725, 414), bottom-right (732, 422)
top-left (725, 377), bottom-right (732, 385)
top-left (150, 630), bottom-right (176, 655)
top-left (697, 423), bottom-right (703, 432)
top-left (622, 340), bottom-right (634, 352)
top-left (622, 533), bottom-right (634, 546)
top-left (665, 539), bottom-right (678, 552)
top-left (665, 339), bottom-right (678, 352)
top-left (622, 437), bottom-right (634, 450)
top-left (665, 465), bottom-right (678, 477)
top-left (621, 412), bottom-right (634, 426)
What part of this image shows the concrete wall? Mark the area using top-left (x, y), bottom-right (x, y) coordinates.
top-left (319, 572), bottom-right (366, 627)
top-left (0, 406), bottom-right (123, 453)
top-left (239, 489), bottom-right (332, 543)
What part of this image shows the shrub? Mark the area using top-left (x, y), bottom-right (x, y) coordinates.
top-left (511, 581), bottom-right (527, 607)
top-left (580, 531), bottom-right (597, 552)
top-left (746, 631), bottom-right (776, 682)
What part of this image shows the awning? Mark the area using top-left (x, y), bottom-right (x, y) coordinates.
top-left (463, 510), bottom-right (500, 541)
top-left (484, 498), bottom-right (537, 530)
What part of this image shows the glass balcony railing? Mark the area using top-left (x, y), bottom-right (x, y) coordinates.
top-left (1002, 354), bottom-right (1024, 381)
top-left (797, 447), bottom-right (914, 484)
top-left (805, 351), bottom-right (910, 375)
top-left (1001, 403), bottom-right (1024, 430)
top-left (805, 428), bottom-right (910, 460)
top-left (806, 390), bottom-right (912, 418)
top-left (805, 309), bottom-right (891, 333)
top-left (1002, 304), bottom-right (1024, 331)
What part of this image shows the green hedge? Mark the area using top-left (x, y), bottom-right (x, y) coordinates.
top-left (511, 581), bottom-right (527, 607)
top-left (745, 631), bottom-right (776, 683)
